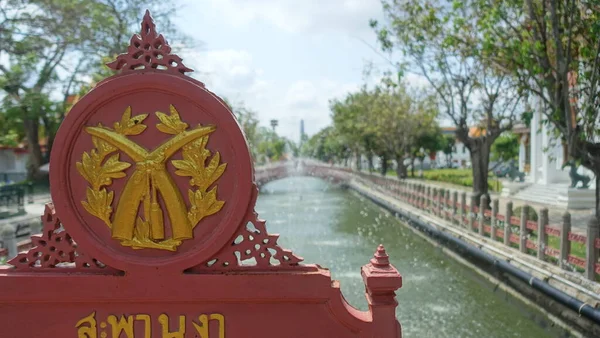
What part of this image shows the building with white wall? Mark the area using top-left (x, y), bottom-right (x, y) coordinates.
top-left (435, 127), bottom-right (473, 168)
top-left (510, 98), bottom-right (595, 209)
top-left (0, 147), bottom-right (29, 183)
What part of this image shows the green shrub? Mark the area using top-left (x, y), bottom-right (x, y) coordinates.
top-left (420, 169), bottom-right (503, 192)
top-left (513, 206), bottom-right (538, 221)
top-left (385, 168), bottom-right (503, 191)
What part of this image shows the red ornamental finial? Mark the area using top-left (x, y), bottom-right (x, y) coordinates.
top-left (106, 10), bottom-right (193, 75)
top-left (370, 244), bottom-right (390, 267)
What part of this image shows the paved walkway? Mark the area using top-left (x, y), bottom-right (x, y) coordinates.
top-left (23, 192), bottom-right (52, 216)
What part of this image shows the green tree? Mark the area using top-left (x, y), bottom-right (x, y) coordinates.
top-left (302, 127), bottom-right (347, 164)
top-left (411, 127), bottom-right (446, 176)
top-left (222, 98), bottom-right (296, 164)
top-left (491, 133), bottom-right (519, 163)
top-left (469, 0), bottom-right (600, 215)
top-left (0, 0), bottom-right (190, 178)
top-left (225, 99), bottom-right (262, 161)
top-left (253, 127), bottom-right (291, 164)
top-left (325, 77), bottom-right (440, 178)
top-left (330, 88), bottom-right (376, 170)
top-left (371, 0), bottom-right (524, 203)
top-left (442, 134), bottom-right (456, 168)
top-left (367, 80), bottom-right (439, 179)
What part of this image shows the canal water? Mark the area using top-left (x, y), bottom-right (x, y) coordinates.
top-left (257, 176), bottom-right (570, 338)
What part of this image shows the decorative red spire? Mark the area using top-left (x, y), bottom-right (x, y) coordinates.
top-left (107, 10), bottom-right (193, 75)
top-left (361, 243), bottom-right (403, 337)
top-left (370, 244), bottom-right (390, 267)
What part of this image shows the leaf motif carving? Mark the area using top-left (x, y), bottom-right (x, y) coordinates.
top-left (173, 132), bottom-right (226, 227)
top-left (125, 122), bottom-right (148, 135)
top-left (156, 105), bottom-right (189, 134)
top-left (77, 108), bottom-right (144, 228)
top-left (103, 154), bottom-right (131, 174)
top-left (113, 107), bottom-right (149, 135)
top-left (171, 159), bottom-right (196, 177)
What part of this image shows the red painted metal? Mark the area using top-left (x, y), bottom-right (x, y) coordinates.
top-left (544, 226), bottom-right (561, 237)
top-left (495, 229), bottom-right (504, 238)
top-left (0, 12), bottom-right (402, 338)
top-left (544, 246), bottom-right (561, 259)
top-left (510, 216), bottom-right (521, 226)
top-left (526, 220), bottom-right (537, 231)
top-left (525, 240), bottom-right (538, 250)
top-left (568, 232), bottom-right (587, 244)
top-left (568, 254), bottom-right (586, 268)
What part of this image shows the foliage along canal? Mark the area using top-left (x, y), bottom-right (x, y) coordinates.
top-left (257, 176), bottom-right (570, 338)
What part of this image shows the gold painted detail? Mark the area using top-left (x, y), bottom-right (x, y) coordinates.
top-left (76, 105), bottom-right (226, 251)
top-left (76, 311), bottom-right (225, 338)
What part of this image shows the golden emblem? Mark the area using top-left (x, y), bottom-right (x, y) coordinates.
top-left (76, 105), bottom-right (227, 251)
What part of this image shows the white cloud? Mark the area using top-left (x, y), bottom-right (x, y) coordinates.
top-left (279, 79), bottom-right (359, 141)
top-left (181, 49), bottom-right (268, 101)
top-left (179, 48), bottom-right (439, 143)
top-left (179, 48), bottom-right (359, 142)
top-left (193, 0), bottom-right (382, 37)
top-left (172, 0), bottom-right (387, 143)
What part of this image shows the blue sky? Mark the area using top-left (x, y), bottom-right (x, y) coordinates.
top-left (175, 0), bottom-right (389, 143)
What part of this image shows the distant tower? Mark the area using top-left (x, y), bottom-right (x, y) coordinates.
top-left (270, 119), bottom-right (279, 132)
top-left (300, 119), bottom-right (305, 144)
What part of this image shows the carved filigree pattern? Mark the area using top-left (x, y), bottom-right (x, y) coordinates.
top-left (8, 204), bottom-right (111, 271)
top-left (191, 185), bottom-right (303, 271)
top-left (107, 10), bottom-right (193, 75)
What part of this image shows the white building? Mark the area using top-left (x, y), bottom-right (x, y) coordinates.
top-left (510, 102), bottom-right (595, 209)
top-left (434, 126), bottom-right (473, 168)
top-left (0, 147), bottom-right (29, 183)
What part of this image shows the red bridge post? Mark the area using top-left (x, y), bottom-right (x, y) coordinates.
top-left (362, 245), bottom-right (403, 337)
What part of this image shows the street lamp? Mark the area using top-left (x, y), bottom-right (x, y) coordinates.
top-left (270, 119), bottom-right (279, 132)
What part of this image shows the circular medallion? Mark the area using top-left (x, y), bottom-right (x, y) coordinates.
top-left (50, 72), bottom-right (253, 272)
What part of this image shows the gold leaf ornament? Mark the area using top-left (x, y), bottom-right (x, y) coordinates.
top-left (113, 106), bottom-right (148, 135)
top-left (156, 104), bottom-right (189, 134)
top-left (76, 104), bottom-right (226, 251)
top-left (76, 107), bottom-right (147, 228)
top-left (172, 132), bottom-right (226, 227)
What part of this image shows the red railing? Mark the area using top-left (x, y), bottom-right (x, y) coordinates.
top-left (321, 165), bottom-right (600, 281)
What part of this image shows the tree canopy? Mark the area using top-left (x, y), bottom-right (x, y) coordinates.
top-left (304, 79), bottom-right (443, 177)
top-left (0, 0), bottom-right (190, 178)
top-left (369, 0), bottom-right (525, 203)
